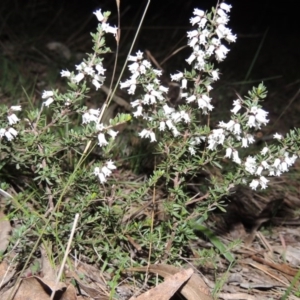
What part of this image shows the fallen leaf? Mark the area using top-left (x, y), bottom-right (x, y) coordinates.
top-left (130, 268), bottom-right (193, 300)
top-left (127, 264), bottom-right (213, 300)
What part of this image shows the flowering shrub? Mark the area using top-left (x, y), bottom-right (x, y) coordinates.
top-left (1, 1), bottom-right (300, 292)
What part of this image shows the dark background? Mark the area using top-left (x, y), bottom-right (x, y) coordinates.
top-left (1, 0), bottom-right (300, 130)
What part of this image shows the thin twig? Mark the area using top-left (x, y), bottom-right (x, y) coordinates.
top-left (50, 213), bottom-right (80, 300)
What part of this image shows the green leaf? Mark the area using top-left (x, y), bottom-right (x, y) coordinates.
top-left (192, 223), bottom-right (235, 263)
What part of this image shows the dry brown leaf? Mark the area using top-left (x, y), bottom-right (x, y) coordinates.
top-left (127, 264), bottom-right (213, 300)
top-left (0, 210), bottom-right (11, 253)
top-left (40, 245), bottom-right (57, 281)
top-left (1, 277), bottom-right (49, 300)
top-left (0, 276), bottom-right (77, 300)
top-left (130, 268), bottom-right (193, 300)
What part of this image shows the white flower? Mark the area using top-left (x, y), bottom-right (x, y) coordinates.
top-left (211, 70), bottom-right (219, 81)
top-left (82, 111), bottom-right (98, 124)
top-left (94, 9), bottom-right (105, 22)
top-left (98, 133), bottom-right (108, 146)
top-left (128, 50), bottom-right (143, 61)
top-left (273, 133), bottom-right (282, 140)
top-left (256, 165), bottom-right (263, 175)
top-left (108, 129), bottom-right (118, 139)
top-left (232, 150), bottom-right (241, 164)
top-left (96, 64), bottom-right (106, 75)
top-left (242, 134), bottom-right (255, 148)
top-left (149, 131), bottom-right (156, 142)
top-left (101, 166), bottom-right (112, 177)
top-left (261, 147), bottom-right (269, 155)
top-left (61, 70), bottom-right (71, 77)
top-left (170, 72), bottom-right (184, 81)
top-left (92, 79), bottom-right (102, 90)
top-left (42, 91), bottom-right (54, 99)
top-left (159, 121), bottom-right (166, 131)
top-left (43, 98), bottom-right (54, 107)
top-left (186, 95), bottom-right (196, 103)
top-left (74, 73), bottom-right (85, 83)
top-left (10, 106), bottom-right (21, 111)
top-left (244, 156), bottom-right (257, 174)
top-left (181, 78), bottom-right (187, 89)
top-left (250, 179), bottom-right (259, 190)
top-left (259, 176), bottom-right (269, 189)
top-left (225, 147), bottom-right (233, 158)
top-left (133, 106), bottom-right (143, 117)
top-left (189, 146), bottom-right (196, 155)
top-left (94, 167), bottom-right (107, 183)
top-left (207, 128), bottom-right (226, 150)
top-left (7, 114), bottom-right (19, 125)
top-left (102, 23), bottom-right (118, 36)
top-left (220, 3), bottom-right (232, 12)
top-left (163, 104), bottom-right (175, 115)
top-left (139, 129), bottom-right (156, 142)
top-left (231, 99), bottom-right (242, 114)
top-left (0, 128), bottom-right (5, 138)
top-left (215, 44), bottom-right (229, 61)
top-left (248, 106), bottom-right (269, 128)
top-left (247, 115), bottom-right (256, 128)
top-left (106, 160), bottom-right (117, 170)
top-left (84, 66), bottom-right (95, 76)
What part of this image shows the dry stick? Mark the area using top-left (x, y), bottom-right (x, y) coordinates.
top-left (50, 213), bottom-right (80, 300)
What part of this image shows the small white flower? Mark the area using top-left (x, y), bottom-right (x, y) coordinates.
top-left (163, 104), bottom-right (175, 115)
top-left (0, 128), bottom-right (5, 138)
top-left (8, 127), bottom-right (18, 136)
top-left (211, 70), bottom-right (219, 81)
top-left (232, 150), bottom-right (241, 164)
top-left (273, 133), bottom-right (282, 140)
top-left (231, 99), bottom-right (242, 114)
top-left (250, 179), bottom-right (259, 190)
top-left (133, 106), bottom-right (143, 117)
top-left (92, 79), bottom-right (102, 90)
top-left (43, 97), bottom-right (54, 107)
top-left (181, 78), bottom-right (187, 89)
top-left (101, 166), bottom-right (112, 177)
top-left (95, 64), bottom-right (106, 75)
top-left (220, 3), bottom-right (232, 12)
top-left (159, 121), bottom-right (166, 131)
top-left (42, 91), bottom-right (54, 99)
top-left (106, 160), bottom-right (117, 170)
top-left (74, 73), bottom-right (85, 83)
top-left (149, 131), bottom-right (156, 142)
top-left (245, 156), bottom-right (257, 174)
top-left (7, 114), bottom-right (19, 125)
top-left (256, 165), bottom-right (263, 175)
top-left (61, 70), bottom-right (71, 77)
top-left (102, 23), bottom-right (118, 36)
top-left (259, 176), bottom-right (269, 189)
top-left (98, 133), bottom-right (108, 147)
top-left (93, 9), bottom-right (105, 22)
top-left (261, 147), bottom-right (269, 155)
top-left (225, 147), bottom-right (233, 158)
top-left (107, 129), bottom-right (118, 139)
top-left (170, 72), bottom-right (184, 81)
top-left (10, 106), bottom-right (21, 111)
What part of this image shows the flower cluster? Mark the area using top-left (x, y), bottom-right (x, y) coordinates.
top-left (121, 50), bottom-right (192, 142)
top-left (42, 9), bottom-right (117, 108)
top-left (0, 106), bottom-right (21, 141)
top-left (169, 2), bottom-right (236, 118)
top-left (94, 160), bottom-right (117, 183)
